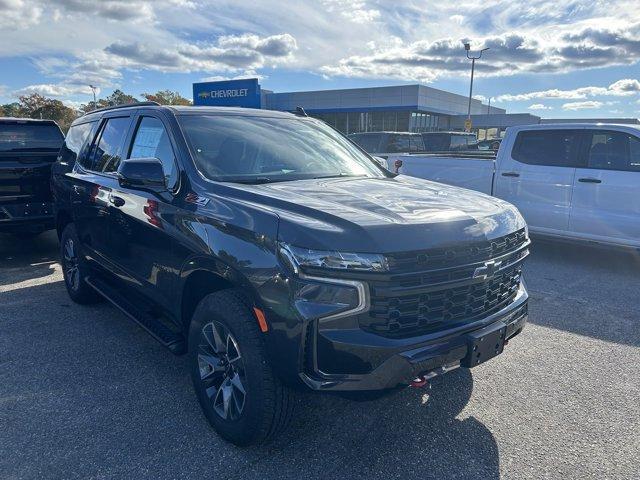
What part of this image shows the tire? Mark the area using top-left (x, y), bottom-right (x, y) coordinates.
top-left (188, 290), bottom-right (295, 446)
top-left (60, 223), bottom-right (101, 304)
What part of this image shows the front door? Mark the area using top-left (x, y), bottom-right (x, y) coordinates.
top-left (105, 114), bottom-right (181, 311)
top-left (494, 128), bottom-right (584, 234)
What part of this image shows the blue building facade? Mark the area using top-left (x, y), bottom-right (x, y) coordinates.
top-left (192, 78), bottom-right (505, 134)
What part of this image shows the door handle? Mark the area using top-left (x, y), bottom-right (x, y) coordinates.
top-left (578, 178), bottom-right (602, 184)
top-left (109, 194), bottom-right (125, 207)
top-left (501, 172), bottom-right (520, 177)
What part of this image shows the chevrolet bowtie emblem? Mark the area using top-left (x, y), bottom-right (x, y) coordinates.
top-left (473, 260), bottom-right (503, 279)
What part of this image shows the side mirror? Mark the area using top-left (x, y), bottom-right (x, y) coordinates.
top-left (117, 157), bottom-right (166, 191)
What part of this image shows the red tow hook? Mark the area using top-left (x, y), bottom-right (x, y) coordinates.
top-left (410, 376), bottom-right (428, 388)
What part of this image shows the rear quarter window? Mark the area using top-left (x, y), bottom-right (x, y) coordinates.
top-left (59, 122), bottom-right (95, 165)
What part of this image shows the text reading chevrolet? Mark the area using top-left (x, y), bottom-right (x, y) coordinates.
top-left (53, 104), bottom-right (530, 445)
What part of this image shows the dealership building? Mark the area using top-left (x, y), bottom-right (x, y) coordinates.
top-left (193, 78), bottom-right (508, 135)
top-left (192, 78), bottom-right (639, 136)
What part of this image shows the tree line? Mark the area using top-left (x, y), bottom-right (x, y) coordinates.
top-left (0, 89), bottom-right (191, 132)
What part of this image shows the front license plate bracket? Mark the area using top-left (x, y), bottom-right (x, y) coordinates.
top-left (462, 322), bottom-right (507, 368)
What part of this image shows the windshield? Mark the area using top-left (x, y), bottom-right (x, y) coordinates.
top-left (179, 115), bottom-right (385, 183)
top-left (0, 123), bottom-right (64, 152)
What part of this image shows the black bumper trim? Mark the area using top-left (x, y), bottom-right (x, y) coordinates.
top-left (300, 285), bottom-right (528, 391)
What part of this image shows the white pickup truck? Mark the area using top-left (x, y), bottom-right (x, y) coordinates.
top-left (387, 124), bottom-right (640, 249)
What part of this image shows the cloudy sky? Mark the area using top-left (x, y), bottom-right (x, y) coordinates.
top-left (1, 0), bottom-right (639, 117)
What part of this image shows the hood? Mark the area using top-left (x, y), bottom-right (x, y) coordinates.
top-left (220, 175), bottom-right (526, 253)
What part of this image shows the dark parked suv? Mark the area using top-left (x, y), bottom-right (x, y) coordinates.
top-left (53, 103), bottom-right (530, 445)
top-left (0, 118), bottom-right (64, 236)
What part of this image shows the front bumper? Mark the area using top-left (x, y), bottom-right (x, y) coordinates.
top-left (0, 201), bottom-right (54, 233)
top-left (300, 282), bottom-right (528, 391)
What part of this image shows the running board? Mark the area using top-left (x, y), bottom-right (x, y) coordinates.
top-left (86, 276), bottom-right (186, 354)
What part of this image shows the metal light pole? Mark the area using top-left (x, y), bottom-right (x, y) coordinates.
top-left (464, 43), bottom-right (489, 128)
top-left (89, 85), bottom-right (97, 110)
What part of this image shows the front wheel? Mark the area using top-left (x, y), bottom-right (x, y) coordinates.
top-left (188, 290), bottom-right (295, 446)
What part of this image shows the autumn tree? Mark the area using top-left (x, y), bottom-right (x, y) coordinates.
top-left (8, 93), bottom-right (78, 132)
top-left (0, 102), bottom-right (22, 117)
top-left (142, 90), bottom-right (191, 105)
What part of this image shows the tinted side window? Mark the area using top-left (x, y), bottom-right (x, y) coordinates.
top-left (128, 117), bottom-right (178, 189)
top-left (409, 135), bottom-right (424, 152)
top-left (386, 134), bottom-right (411, 153)
top-left (59, 122), bottom-right (95, 165)
top-left (0, 123), bottom-right (63, 152)
top-left (422, 134), bottom-right (448, 151)
top-left (512, 130), bottom-right (582, 167)
top-left (349, 134), bottom-right (381, 153)
top-left (450, 135), bottom-right (469, 149)
top-left (87, 117), bottom-right (130, 172)
top-left (586, 130), bottom-right (640, 172)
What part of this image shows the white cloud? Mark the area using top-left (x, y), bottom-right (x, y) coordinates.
top-left (496, 79), bottom-right (640, 102)
top-left (1, 0), bottom-right (640, 105)
top-left (562, 100), bottom-right (617, 110)
top-left (103, 33), bottom-right (297, 73)
top-left (528, 103), bottom-right (552, 110)
top-left (0, 0), bottom-right (42, 29)
top-left (12, 83), bottom-right (96, 97)
top-left (321, 1), bottom-right (380, 24)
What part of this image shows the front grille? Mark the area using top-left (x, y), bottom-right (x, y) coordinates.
top-left (361, 229), bottom-right (529, 339)
top-left (386, 228), bottom-right (527, 273)
top-left (366, 265), bottom-right (522, 338)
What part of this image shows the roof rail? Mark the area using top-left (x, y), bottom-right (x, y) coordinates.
top-left (82, 101), bottom-right (161, 116)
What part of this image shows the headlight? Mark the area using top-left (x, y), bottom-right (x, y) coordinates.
top-left (280, 244), bottom-right (388, 272)
top-left (292, 278), bottom-right (363, 320)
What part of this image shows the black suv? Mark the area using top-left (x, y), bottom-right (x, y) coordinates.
top-left (53, 103), bottom-right (530, 445)
top-left (0, 118), bottom-right (64, 236)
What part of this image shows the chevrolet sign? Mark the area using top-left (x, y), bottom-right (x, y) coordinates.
top-left (211, 88), bottom-right (248, 98)
top-left (193, 78), bottom-right (261, 108)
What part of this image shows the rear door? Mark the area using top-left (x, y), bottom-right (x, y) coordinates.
top-left (494, 127), bottom-right (584, 234)
top-left (569, 128), bottom-right (640, 247)
top-left (69, 114), bottom-right (132, 264)
top-left (105, 113), bottom-right (181, 309)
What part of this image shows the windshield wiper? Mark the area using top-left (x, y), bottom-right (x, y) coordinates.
top-left (312, 173), bottom-right (366, 180)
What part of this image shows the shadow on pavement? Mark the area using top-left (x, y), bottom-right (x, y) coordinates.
top-left (260, 368), bottom-right (500, 479)
top-left (1, 275), bottom-right (499, 480)
top-left (0, 231), bottom-right (59, 286)
top-left (525, 238), bottom-right (640, 347)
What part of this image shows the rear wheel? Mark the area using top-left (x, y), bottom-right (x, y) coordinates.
top-left (189, 290), bottom-right (295, 446)
top-left (60, 224), bottom-right (101, 304)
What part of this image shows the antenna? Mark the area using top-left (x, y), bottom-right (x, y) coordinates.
top-left (294, 106), bottom-right (308, 117)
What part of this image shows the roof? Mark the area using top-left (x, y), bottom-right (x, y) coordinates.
top-left (422, 131), bottom-right (476, 135)
top-left (0, 117), bottom-right (58, 124)
top-left (347, 131), bottom-right (422, 136)
top-left (167, 105), bottom-right (300, 118)
top-left (74, 104), bottom-right (305, 128)
top-left (510, 122), bottom-right (640, 130)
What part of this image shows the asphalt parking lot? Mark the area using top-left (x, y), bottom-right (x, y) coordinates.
top-left (1, 232), bottom-right (639, 480)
